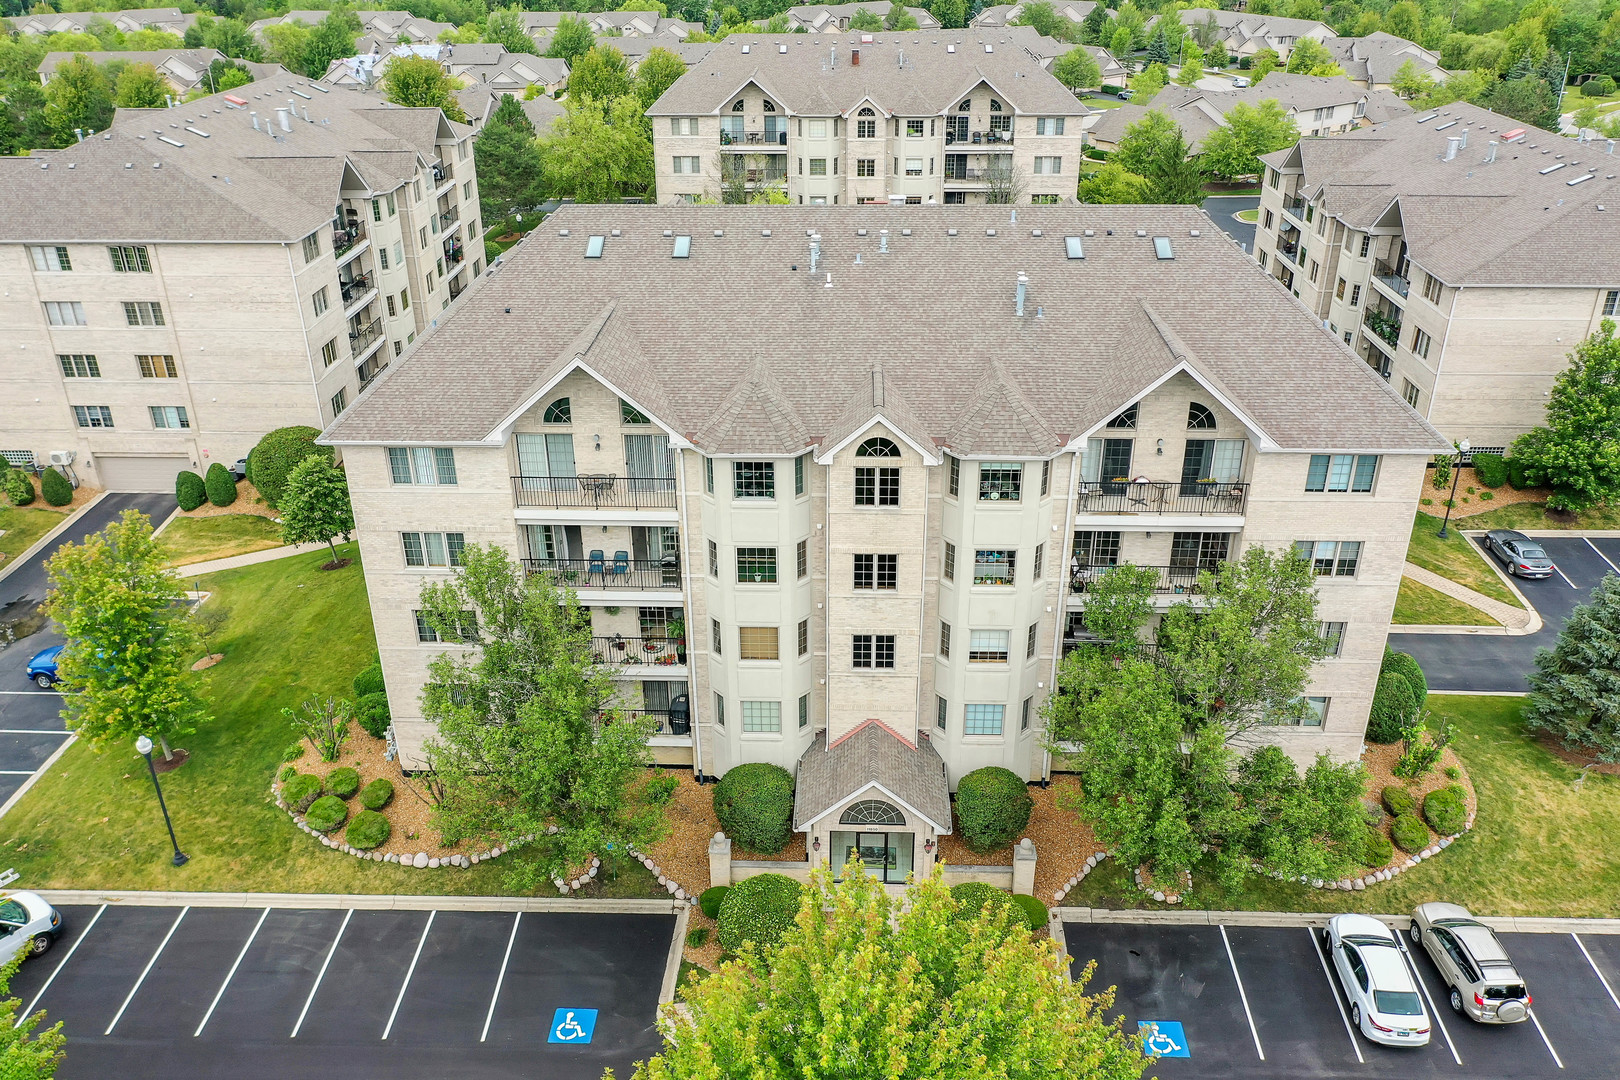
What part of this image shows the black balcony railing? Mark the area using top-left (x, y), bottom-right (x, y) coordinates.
top-left (511, 475), bottom-right (677, 509)
top-left (945, 129), bottom-right (1014, 145)
top-left (602, 707), bottom-right (691, 735)
top-left (1284, 197), bottom-right (1306, 213)
top-left (1363, 305), bottom-right (1402, 345)
top-left (444, 240), bottom-right (464, 265)
top-left (340, 273), bottom-right (371, 305)
top-left (333, 219), bottom-right (364, 255)
top-left (720, 129), bottom-right (788, 146)
top-left (1374, 261), bottom-right (1410, 297)
top-left (1068, 562), bottom-right (1225, 596)
top-left (591, 635), bottom-right (686, 667)
top-left (522, 557), bottom-right (680, 590)
top-left (440, 205), bottom-right (459, 230)
top-left (1076, 480), bottom-right (1248, 515)
top-left (348, 317), bottom-right (382, 352)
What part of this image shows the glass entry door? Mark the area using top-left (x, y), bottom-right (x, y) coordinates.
top-left (831, 830), bottom-right (914, 883)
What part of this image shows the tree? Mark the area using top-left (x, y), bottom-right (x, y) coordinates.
top-left (44, 508), bottom-right (209, 760)
top-left (1146, 26), bottom-right (1172, 67)
top-left (1108, 25), bottom-right (1135, 62)
top-left (546, 14), bottom-right (597, 65)
top-left (1113, 108), bottom-right (1181, 175)
top-left (1174, 41), bottom-right (1205, 86)
top-left (1081, 3), bottom-right (1109, 45)
top-left (927, 0), bottom-right (967, 29)
top-left (849, 6), bottom-right (883, 30)
top-left (1233, 746), bottom-right (1367, 881)
top-left (1525, 577), bottom-right (1620, 761)
top-left (1012, 0), bottom-right (1075, 41)
top-left (381, 54), bottom-right (469, 122)
top-left (1510, 320), bottom-right (1620, 512)
top-left (303, 10), bottom-right (360, 80)
top-left (541, 92), bottom-right (654, 202)
top-left (1383, 0), bottom-right (1424, 43)
top-left (419, 543), bottom-right (665, 890)
top-left (43, 54), bottom-right (112, 145)
top-left (0, 956), bottom-right (65, 1078)
top-left (1249, 46), bottom-right (1281, 81)
top-left (127, 28), bottom-right (184, 49)
top-left (1052, 46), bottom-right (1102, 94)
top-left (1077, 563), bottom-right (1161, 650)
top-left (634, 46), bottom-right (686, 110)
top-left (1198, 98), bottom-right (1298, 179)
top-left (476, 94), bottom-right (544, 224)
top-left (261, 21), bottom-right (312, 74)
top-left (1285, 36), bottom-right (1341, 75)
top-left (482, 6), bottom-right (537, 55)
top-left (195, 15), bottom-right (262, 62)
top-left (884, 2), bottom-right (920, 30)
top-left (631, 863), bottom-right (1148, 1080)
top-left (982, 159), bottom-right (1027, 203)
top-left (1078, 161), bottom-right (1153, 203)
top-left (1390, 58), bottom-right (1437, 99)
top-left (215, 63), bottom-right (253, 93)
top-left (1483, 73), bottom-right (1561, 131)
top-left (113, 62), bottom-right (169, 109)
top-left (1130, 60), bottom-right (1168, 100)
top-left (568, 45), bottom-right (630, 104)
top-left (278, 455), bottom-right (355, 568)
top-left (1208, 39), bottom-right (1229, 68)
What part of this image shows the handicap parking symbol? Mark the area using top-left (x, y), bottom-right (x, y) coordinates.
top-left (1138, 1020), bottom-right (1191, 1058)
top-left (548, 1008), bottom-right (599, 1044)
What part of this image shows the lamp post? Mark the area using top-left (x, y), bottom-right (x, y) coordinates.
top-left (136, 735), bottom-right (188, 867)
top-left (1437, 439), bottom-right (1470, 540)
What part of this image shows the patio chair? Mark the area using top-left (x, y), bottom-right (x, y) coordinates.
top-left (612, 550), bottom-right (630, 579)
top-left (588, 549), bottom-right (605, 578)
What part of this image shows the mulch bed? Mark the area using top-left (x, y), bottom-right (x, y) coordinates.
top-left (151, 748), bottom-right (190, 773)
top-left (1530, 731), bottom-right (1620, 776)
top-left (172, 480), bottom-right (278, 521)
top-left (1359, 739), bottom-right (1477, 872)
top-left (937, 776), bottom-right (1102, 904)
top-left (1426, 467), bottom-right (1548, 517)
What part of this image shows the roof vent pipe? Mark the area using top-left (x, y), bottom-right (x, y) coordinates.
top-left (251, 111), bottom-right (259, 130)
top-left (1459, 128), bottom-right (1468, 149)
top-left (1444, 136), bottom-right (1459, 161)
top-left (1015, 270), bottom-right (1028, 317)
top-left (878, 228), bottom-right (888, 253)
top-left (73, 128), bottom-right (83, 142)
top-left (277, 107), bottom-right (292, 132)
top-left (809, 232), bottom-right (821, 274)
top-left (1486, 140), bottom-right (1497, 163)
top-left (1609, 139), bottom-right (1617, 156)
top-left (164, 94), bottom-right (172, 108)
top-left (303, 106), bottom-right (311, 122)
top-left (852, 47), bottom-right (859, 65)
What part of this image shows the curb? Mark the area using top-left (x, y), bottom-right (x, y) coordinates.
top-left (0, 732), bottom-right (75, 822)
top-left (1054, 907), bottom-right (1620, 934)
top-left (659, 902), bottom-right (690, 1005)
top-left (26, 889), bottom-right (687, 913)
top-left (0, 491), bottom-right (107, 588)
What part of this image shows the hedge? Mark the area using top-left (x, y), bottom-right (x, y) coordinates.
top-left (356, 692), bottom-right (391, 739)
top-left (716, 874), bottom-right (802, 952)
top-left (40, 467), bottom-right (73, 507)
top-left (325, 767), bottom-right (361, 799)
top-left (1471, 452), bottom-right (1508, 489)
top-left (1362, 827), bottom-right (1394, 868)
top-left (1423, 785), bottom-right (1467, 836)
top-left (360, 778), bottom-right (394, 811)
top-left (345, 809), bottom-right (391, 850)
top-left (1368, 672), bottom-right (1416, 743)
top-left (354, 659), bottom-right (386, 699)
top-left (698, 885), bottom-right (729, 919)
top-left (712, 763), bottom-right (795, 854)
top-left (4, 470), bottom-right (34, 507)
top-left (950, 882), bottom-right (1022, 926)
top-left (282, 773), bottom-right (323, 812)
top-left (1391, 812), bottom-right (1430, 853)
top-left (248, 426), bottom-right (328, 507)
top-left (954, 767), bottom-right (1034, 853)
top-left (1011, 894), bottom-right (1049, 931)
top-left (174, 470), bottom-right (206, 511)
top-left (1381, 785), bottom-right (1416, 817)
top-left (1381, 649), bottom-right (1428, 710)
top-left (1583, 74), bottom-right (1617, 96)
top-left (204, 462), bottom-right (238, 507)
top-left (305, 794), bottom-right (348, 833)
top-left (1507, 456), bottom-right (1531, 489)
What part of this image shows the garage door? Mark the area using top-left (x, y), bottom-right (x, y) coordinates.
top-left (97, 455), bottom-right (189, 492)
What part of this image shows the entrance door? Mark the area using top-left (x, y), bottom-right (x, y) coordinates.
top-left (831, 830), bottom-right (914, 883)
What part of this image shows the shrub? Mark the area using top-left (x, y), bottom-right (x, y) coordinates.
top-left (1381, 649), bottom-right (1428, 710)
top-left (1381, 785), bottom-right (1416, 816)
top-left (1583, 74), bottom-right (1617, 96)
top-left (175, 470), bottom-right (206, 511)
top-left (353, 659), bottom-right (385, 698)
top-left (248, 425), bottom-right (328, 507)
top-left (712, 763), bottom-right (795, 854)
top-left (1423, 785), bottom-right (1467, 836)
top-left (305, 794), bottom-right (348, 833)
top-left (325, 766), bottom-right (361, 799)
top-left (282, 773), bottom-right (322, 812)
top-left (355, 692), bottom-right (391, 738)
top-left (954, 767), bottom-right (1034, 853)
top-left (644, 772), bottom-right (679, 805)
top-left (1238, 54), bottom-right (1251, 68)
top-left (1011, 894), bottom-right (1049, 930)
top-left (360, 778), bottom-right (394, 810)
top-left (698, 885), bottom-right (729, 919)
top-left (1507, 456), bottom-right (1530, 489)
top-left (204, 462), bottom-right (237, 506)
top-left (1368, 672), bottom-right (1416, 743)
top-left (1471, 453), bottom-right (1508, 488)
top-left (282, 741), bottom-right (305, 762)
top-left (40, 467), bottom-right (72, 507)
top-left (277, 764), bottom-right (297, 783)
top-left (950, 882), bottom-right (1022, 925)
top-left (345, 809), bottom-right (391, 850)
top-left (1361, 827), bottom-right (1394, 868)
top-left (1391, 812), bottom-right (1430, 853)
top-left (716, 874), bottom-right (803, 952)
top-left (1480, 491), bottom-right (1494, 500)
top-left (686, 925), bottom-right (710, 948)
top-left (1444, 765), bottom-right (1461, 780)
top-left (4, 470), bottom-right (34, 507)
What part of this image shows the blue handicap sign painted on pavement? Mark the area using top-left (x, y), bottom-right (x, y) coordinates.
top-left (549, 1008), bottom-right (599, 1044)
top-left (1139, 1020), bottom-right (1190, 1058)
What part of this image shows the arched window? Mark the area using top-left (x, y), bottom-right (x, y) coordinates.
top-left (762, 99), bottom-right (775, 112)
top-left (989, 98), bottom-right (1002, 111)
top-left (732, 98), bottom-right (745, 111)
top-left (958, 99), bottom-right (971, 112)
top-left (840, 799), bottom-right (905, 826)
top-left (1187, 403), bottom-right (1216, 430)
top-left (543, 397), bottom-right (572, 424)
top-left (858, 106), bottom-right (875, 116)
top-left (1107, 404), bottom-right (1138, 429)
top-left (856, 436), bottom-right (900, 458)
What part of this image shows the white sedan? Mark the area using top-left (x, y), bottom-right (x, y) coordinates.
top-left (0, 891), bottom-right (62, 964)
top-left (1327, 913), bottom-right (1432, 1047)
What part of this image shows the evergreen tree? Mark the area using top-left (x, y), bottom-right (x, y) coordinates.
top-left (475, 94), bottom-right (544, 224)
top-left (1509, 320), bottom-right (1620, 512)
top-left (1081, 3), bottom-right (1109, 45)
top-left (1146, 26), bottom-right (1172, 66)
top-left (1525, 577), bottom-right (1620, 761)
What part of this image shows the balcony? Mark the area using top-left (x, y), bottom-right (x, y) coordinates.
top-left (944, 166), bottom-right (996, 181)
top-left (333, 219), bottom-right (364, 258)
top-left (945, 129), bottom-right (1013, 145)
top-left (591, 635), bottom-right (686, 668)
top-left (600, 706), bottom-right (691, 736)
top-left (1363, 304), bottom-right (1402, 346)
top-left (439, 205), bottom-right (459, 231)
top-left (431, 161), bottom-right (452, 185)
top-left (444, 237), bottom-right (464, 266)
top-left (1076, 480), bottom-right (1248, 516)
top-left (358, 355), bottom-right (387, 389)
top-left (1068, 562), bottom-right (1226, 596)
top-left (339, 272), bottom-right (372, 306)
top-left (720, 129), bottom-right (787, 147)
top-left (1276, 238), bottom-right (1300, 263)
top-left (1283, 197), bottom-right (1306, 214)
top-left (522, 556), bottom-right (680, 590)
top-left (1373, 261), bottom-right (1410, 298)
top-left (449, 276), bottom-right (466, 300)
top-left (348, 316), bottom-right (382, 354)
top-left (512, 475), bottom-right (677, 510)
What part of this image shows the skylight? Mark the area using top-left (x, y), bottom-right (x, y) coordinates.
top-left (585, 235), bottom-right (605, 258)
top-left (1065, 236), bottom-right (1084, 259)
top-left (672, 235), bottom-right (691, 258)
top-left (1153, 236), bottom-right (1174, 260)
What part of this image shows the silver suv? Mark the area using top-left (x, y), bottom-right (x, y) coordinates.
top-left (1410, 903), bottom-right (1530, 1023)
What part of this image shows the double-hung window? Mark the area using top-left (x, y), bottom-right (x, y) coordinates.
top-left (1274, 697), bottom-right (1329, 727)
top-left (943, 541), bottom-right (956, 581)
top-left (44, 301), bottom-right (86, 326)
top-left (973, 549), bottom-right (1015, 586)
top-left (72, 405), bottom-right (113, 428)
top-left (1294, 540), bottom-right (1361, 577)
top-left (109, 245), bottom-right (151, 272)
top-left (978, 462), bottom-right (1022, 501)
top-left (737, 547), bottom-right (777, 583)
top-left (852, 634), bottom-right (895, 669)
top-left (1035, 117), bottom-right (1064, 135)
top-left (388, 447), bottom-right (458, 485)
top-left (1305, 454), bottom-right (1377, 492)
top-left (58, 354), bottom-right (99, 378)
top-left (149, 406), bottom-right (189, 429)
top-left (138, 354), bottom-right (178, 378)
top-left (854, 466), bottom-right (900, 506)
top-left (968, 630), bottom-right (1009, 663)
top-left (947, 455), bottom-right (960, 496)
top-left (29, 245), bottom-right (70, 271)
top-left (797, 539), bottom-right (809, 579)
top-left (853, 553), bottom-right (898, 590)
top-left (402, 531), bottom-right (466, 567)
top-left (124, 301), bottom-right (164, 326)
top-left (1319, 621), bottom-right (1346, 657)
top-left (733, 460), bottom-right (775, 498)
top-left (798, 619), bottom-right (809, 656)
top-left (939, 621), bottom-right (951, 657)
top-left (964, 704), bottom-right (1004, 736)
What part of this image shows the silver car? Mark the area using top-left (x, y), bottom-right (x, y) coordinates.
top-left (1327, 913), bottom-right (1432, 1047)
top-left (1484, 529), bottom-right (1554, 579)
top-left (1410, 903), bottom-right (1530, 1023)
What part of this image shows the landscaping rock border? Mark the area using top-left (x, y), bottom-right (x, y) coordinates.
top-left (1054, 850), bottom-right (1113, 903)
top-left (1133, 865), bottom-right (1192, 905)
top-left (626, 843), bottom-right (700, 906)
top-left (1255, 809), bottom-right (1476, 892)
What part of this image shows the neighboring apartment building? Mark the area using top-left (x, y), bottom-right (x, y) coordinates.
top-left (7, 6), bottom-right (196, 36)
top-left (326, 42), bottom-right (570, 99)
top-left (1253, 102), bottom-right (1620, 448)
top-left (648, 33), bottom-right (1089, 205)
top-left (521, 10), bottom-right (702, 42)
top-left (458, 86), bottom-right (566, 135)
top-left (971, 2), bottom-right (1098, 29)
top-left (0, 76), bottom-right (482, 492)
top-left (784, 3), bottom-right (941, 32)
top-left (250, 10), bottom-right (453, 45)
top-left (38, 50), bottom-right (282, 95)
top-left (1328, 32), bottom-right (1449, 92)
top-left (1172, 9), bottom-right (1336, 62)
top-left (322, 204), bottom-right (1444, 878)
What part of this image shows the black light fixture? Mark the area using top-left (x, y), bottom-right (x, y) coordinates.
top-left (136, 735), bottom-right (188, 867)
top-left (812, 837), bottom-right (821, 852)
top-left (924, 838), bottom-right (936, 854)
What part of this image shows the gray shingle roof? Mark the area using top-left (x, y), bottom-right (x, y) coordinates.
top-left (1091, 74), bottom-right (1411, 149)
top-left (793, 724), bottom-right (952, 832)
top-left (1327, 32), bottom-right (1448, 86)
top-left (786, 3), bottom-right (940, 30)
top-left (325, 204), bottom-right (1447, 455)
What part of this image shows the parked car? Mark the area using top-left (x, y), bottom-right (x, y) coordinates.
top-left (1231, 76), bottom-right (1251, 88)
top-left (0, 890), bottom-right (62, 963)
top-left (230, 457), bottom-right (250, 481)
top-left (1117, 88), bottom-right (1133, 100)
top-left (1327, 914), bottom-right (1432, 1047)
top-left (1410, 903), bottom-right (1530, 1023)
top-left (24, 646), bottom-right (61, 689)
top-left (1484, 529), bottom-right (1554, 578)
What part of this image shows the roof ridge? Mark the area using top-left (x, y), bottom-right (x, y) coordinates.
top-left (828, 717), bottom-right (915, 750)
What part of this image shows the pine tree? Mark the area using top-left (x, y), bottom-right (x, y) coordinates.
top-left (475, 94), bottom-right (544, 226)
top-left (1146, 26), bottom-right (1172, 67)
top-left (1526, 577), bottom-right (1620, 761)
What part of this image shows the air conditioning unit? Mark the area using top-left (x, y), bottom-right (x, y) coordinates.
top-left (49, 450), bottom-right (75, 467)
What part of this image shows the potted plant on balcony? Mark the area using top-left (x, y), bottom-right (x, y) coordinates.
top-left (666, 617), bottom-right (687, 664)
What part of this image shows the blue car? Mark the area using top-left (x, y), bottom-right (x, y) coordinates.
top-left (25, 646), bottom-right (61, 689)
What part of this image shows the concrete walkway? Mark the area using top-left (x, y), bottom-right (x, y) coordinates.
top-left (1402, 561), bottom-right (1538, 632)
top-left (170, 542), bottom-right (327, 577)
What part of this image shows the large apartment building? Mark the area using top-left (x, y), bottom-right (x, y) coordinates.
top-left (323, 204), bottom-right (1443, 874)
top-left (646, 33), bottom-right (1089, 205)
top-left (1253, 102), bottom-right (1620, 450)
top-left (0, 76), bottom-right (482, 492)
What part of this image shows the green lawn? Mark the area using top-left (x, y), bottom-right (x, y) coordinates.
top-left (1455, 501), bottom-right (1620, 532)
top-left (161, 514), bottom-right (284, 567)
top-left (1392, 576), bottom-right (1499, 626)
top-left (0, 544), bottom-right (657, 899)
top-left (1080, 96), bottom-right (1127, 109)
top-left (0, 505), bottom-right (69, 563)
top-left (1065, 696), bottom-right (1620, 917)
top-left (1405, 512), bottom-right (1522, 608)
top-left (1233, 208), bottom-right (1259, 223)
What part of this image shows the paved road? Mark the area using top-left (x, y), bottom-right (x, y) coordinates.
top-left (8, 902), bottom-right (676, 1080)
top-left (1067, 921), bottom-right (1620, 1079)
top-left (1390, 535), bottom-right (1620, 693)
top-left (0, 493), bottom-right (174, 805)
top-left (1203, 195), bottom-right (1260, 254)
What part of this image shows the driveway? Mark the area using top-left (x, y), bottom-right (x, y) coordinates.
top-left (1203, 195), bottom-right (1259, 254)
top-left (8, 902), bottom-right (677, 1080)
top-left (1390, 535), bottom-right (1620, 693)
top-left (0, 493), bottom-right (174, 806)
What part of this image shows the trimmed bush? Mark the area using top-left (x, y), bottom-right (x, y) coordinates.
top-left (1368, 672), bottom-right (1417, 743)
top-left (204, 462), bottom-right (237, 507)
top-left (355, 692), bottom-right (391, 739)
top-left (1381, 649), bottom-right (1428, 710)
top-left (712, 763), bottom-right (795, 854)
top-left (4, 469), bottom-right (34, 507)
top-left (325, 766), bottom-right (361, 799)
top-left (248, 426), bottom-right (328, 507)
top-left (954, 766), bottom-right (1034, 853)
top-left (40, 467), bottom-right (72, 507)
top-left (175, 470), bottom-right (206, 511)
top-left (305, 794), bottom-right (348, 833)
top-left (1381, 785), bottom-right (1416, 817)
top-left (345, 809), bottom-right (391, 850)
top-left (1471, 453), bottom-right (1508, 489)
top-left (698, 885), bottom-right (729, 919)
top-left (950, 882), bottom-right (1022, 925)
top-left (1582, 74), bottom-right (1617, 96)
top-left (1423, 784), bottom-right (1467, 836)
top-left (282, 773), bottom-right (322, 812)
top-left (360, 778), bottom-right (394, 810)
top-left (1362, 827), bottom-right (1394, 868)
top-left (1011, 894), bottom-right (1049, 931)
top-left (686, 925), bottom-right (710, 948)
top-left (716, 874), bottom-right (803, 952)
top-left (353, 659), bottom-right (385, 699)
top-left (1391, 812), bottom-right (1430, 853)
top-left (1507, 456), bottom-right (1531, 489)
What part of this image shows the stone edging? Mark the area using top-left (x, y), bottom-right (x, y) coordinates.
top-left (626, 843), bottom-right (699, 906)
top-left (1133, 865), bottom-right (1191, 905)
top-left (1053, 850), bottom-right (1111, 902)
top-left (1256, 809), bottom-right (1476, 893)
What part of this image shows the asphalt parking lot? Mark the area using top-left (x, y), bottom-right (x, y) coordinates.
top-left (8, 902), bottom-right (677, 1080)
top-left (1390, 534), bottom-right (1620, 693)
top-left (1065, 920), bottom-right (1620, 1078)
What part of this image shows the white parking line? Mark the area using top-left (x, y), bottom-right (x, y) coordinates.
top-left (1528, 1008), bottom-right (1564, 1069)
top-left (0, 771), bottom-right (41, 776)
top-left (105, 906), bottom-right (188, 1036)
top-left (1586, 538), bottom-right (1620, 576)
top-left (1573, 933), bottom-right (1620, 1014)
top-left (291, 908), bottom-right (352, 1038)
top-left (193, 907), bottom-right (269, 1037)
top-left (0, 692), bottom-right (62, 697)
top-left (1551, 562), bottom-right (1579, 589)
top-left (0, 729), bottom-right (72, 735)
top-left (1219, 924), bottom-right (1265, 1061)
top-left (381, 910), bottom-right (435, 1041)
top-left (17, 903), bottom-right (104, 1027)
top-left (1396, 936), bottom-right (1461, 1066)
top-left (480, 911), bottom-right (521, 1043)
top-left (1306, 927), bottom-right (1364, 1064)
